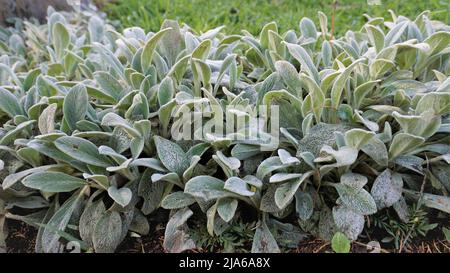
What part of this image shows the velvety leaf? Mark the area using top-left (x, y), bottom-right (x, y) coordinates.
top-left (217, 198), bottom-right (238, 222)
top-left (332, 205), bottom-right (364, 241)
top-left (63, 84), bottom-right (88, 132)
top-left (0, 87), bottom-right (24, 117)
top-left (185, 176), bottom-right (233, 201)
top-left (335, 184), bottom-right (377, 215)
top-left (163, 208), bottom-right (196, 253)
top-left (38, 103), bottom-right (58, 135)
top-left (295, 191), bottom-right (314, 221)
top-left (161, 191), bottom-right (196, 209)
top-left (79, 200), bottom-right (106, 247)
top-left (108, 186), bottom-right (132, 207)
top-left (41, 192), bottom-right (84, 253)
top-left (388, 133), bottom-right (425, 159)
top-left (224, 177), bottom-right (255, 197)
top-left (93, 211), bottom-right (123, 253)
top-left (22, 172), bottom-right (87, 192)
top-left (55, 136), bottom-right (112, 167)
top-left (154, 136), bottom-right (190, 176)
top-left (251, 220), bottom-right (280, 253)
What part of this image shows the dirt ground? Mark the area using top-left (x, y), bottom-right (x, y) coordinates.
top-left (5, 219), bottom-right (449, 253)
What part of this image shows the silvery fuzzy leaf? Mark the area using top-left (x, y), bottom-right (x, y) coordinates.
top-left (161, 191), bottom-right (196, 210)
top-left (224, 177), bottom-right (255, 197)
top-left (154, 136), bottom-right (190, 176)
top-left (274, 60), bottom-right (302, 96)
top-left (385, 20), bottom-right (409, 46)
top-left (392, 110), bottom-right (441, 139)
top-left (88, 15), bottom-right (105, 43)
top-left (321, 40), bottom-right (332, 67)
top-left (317, 145), bottom-right (359, 171)
top-left (213, 151), bottom-right (241, 178)
top-left (79, 200), bottom-right (106, 247)
top-left (55, 136), bottom-right (113, 168)
top-left (335, 184), bottom-right (377, 215)
top-left (151, 172), bottom-right (182, 187)
top-left (394, 155), bottom-right (424, 174)
top-left (141, 27), bottom-right (172, 74)
top-left (431, 163), bottom-right (450, 192)
top-left (353, 80), bottom-right (380, 109)
top-left (332, 205), bottom-right (364, 241)
top-left (251, 220), bottom-right (280, 253)
top-left (41, 192), bottom-right (84, 253)
top-left (344, 128), bottom-right (375, 149)
top-left (404, 190), bottom-right (450, 214)
top-left (299, 17), bottom-right (318, 40)
top-left (93, 211), bottom-right (123, 253)
top-left (260, 22), bottom-right (278, 49)
top-left (163, 208), bottom-right (196, 253)
top-left (63, 84), bottom-right (88, 132)
top-left (231, 144), bottom-right (261, 160)
top-left (274, 172), bottom-right (313, 209)
top-left (256, 156), bottom-right (286, 180)
top-left (5, 196), bottom-right (49, 210)
top-left (361, 136), bottom-right (389, 166)
top-left (415, 92), bottom-right (450, 115)
top-left (37, 104), bottom-right (58, 136)
top-left (22, 171), bottom-right (87, 193)
top-left (369, 58), bottom-right (395, 79)
top-left (267, 219), bottom-right (308, 249)
top-left (108, 186), bottom-right (133, 208)
top-left (242, 175), bottom-right (263, 188)
top-left (0, 87), bottom-right (25, 118)
top-left (217, 198), bottom-right (238, 222)
top-left (130, 158), bottom-right (167, 172)
top-left (388, 133), bottom-right (425, 159)
top-left (295, 191), bottom-right (314, 221)
top-left (340, 172), bottom-right (368, 190)
top-left (52, 22), bottom-right (70, 61)
top-left (139, 170), bottom-right (166, 215)
top-left (393, 197), bottom-right (410, 223)
top-left (365, 25), bottom-right (385, 53)
top-left (98, 146), bottom-right (127, 165)
top-left (93, 72), bottom-right (123, 101)
top-left (260, 184), bottom-right (282, 213)
top-left (185, 176), bottom-right (234, 201)
top-left (318, 206), bottom-right (338, 241)
top-left (2, 164), bottom-right (66, 190)
top-left (129, 208), bottom-right (150, 235)
top-left (297, 123), bottom-right (352, 157)
top-left (330, 59), bottom-right (364, 109)
top-left (285, 42), bottom-right (320, 84)
top-left (371, 169), bottom-right (403, 209)
top-left (270, 173), bottom-right (303, 183)
top-left (423, 31), bottom-right (450, 56)
top-left (278, 149), bottom-right (300, 165)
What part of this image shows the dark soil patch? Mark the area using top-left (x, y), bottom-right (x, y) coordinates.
top-left (4, 217), bottom-right (449, 253)
top-left (116, 223), bottom-right (165, 253)
top-left (5, 219), bottom-right (37, 253)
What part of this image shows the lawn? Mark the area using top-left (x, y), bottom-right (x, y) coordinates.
top-left (105, 0), bottom-right (450, 34)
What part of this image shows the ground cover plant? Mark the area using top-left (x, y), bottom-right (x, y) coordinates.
top-left (0, 4), bottom-right (449, 253)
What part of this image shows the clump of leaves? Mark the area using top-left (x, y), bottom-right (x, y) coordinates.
top-left (0, 5), bottom-right (449, 253)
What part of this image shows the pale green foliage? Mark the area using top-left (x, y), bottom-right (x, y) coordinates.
top-left (0, 7), bottom-right (448, 254)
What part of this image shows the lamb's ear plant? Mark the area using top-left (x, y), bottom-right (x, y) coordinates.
top-left (0, 6), bottom-right (449, 253)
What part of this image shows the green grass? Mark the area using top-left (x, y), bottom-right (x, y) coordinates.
top-left (105, 0), bottom-right (450, 35)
